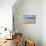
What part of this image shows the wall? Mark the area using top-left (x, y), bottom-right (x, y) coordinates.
top-left (13, 0), bottom-right (41, 46)
top-left (13, 0), bottom-right (46, 46)
top-left (41, 0), bottom-right (46, 46)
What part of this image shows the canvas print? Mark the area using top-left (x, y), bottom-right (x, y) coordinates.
top-left (23, 15), bottom-right (36, 24)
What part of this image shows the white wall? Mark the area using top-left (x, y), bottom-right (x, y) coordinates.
top-left (13, 0), bottom-right (46, 46)
top-left (0, 0), bottom-right (16, 29)
top-left (13, 0), bottom-right (41, 46)
top-left (41, 0), bottom-right (46, 46)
